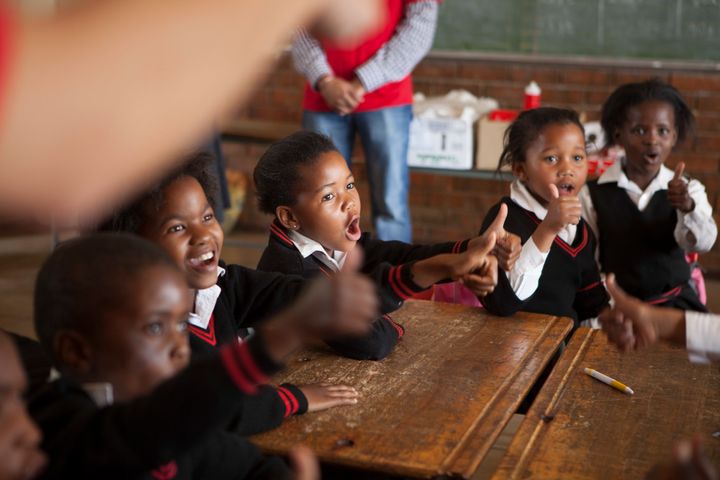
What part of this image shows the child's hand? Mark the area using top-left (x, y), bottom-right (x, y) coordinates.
top-left (472, 203), bottom-right (522, 271)
top-left (299, 383), bottom-right (359, 412)
top-left (289, 444), bottom-right (320, 480)
top-left (318, 77), bottom-right (363, 115)
top-left (668, 162), bottom-right (695, 213)
top-left (645, 436), bottom-right (718, 480)
top-left (533, 184), bottom-right (581, 252)
top-left (460, 252), bottom-right (498, 297)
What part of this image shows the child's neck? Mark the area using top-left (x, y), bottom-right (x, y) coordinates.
top-left (623, 164), bottom-right (660, 192)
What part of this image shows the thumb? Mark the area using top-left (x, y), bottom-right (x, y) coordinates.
top-left (473, 231), bottom-right (497, 257)
top-left (487, 203), bottom-right (508, 235)
top-left (289, 445), bottom-right (320, 480)
top-left (673, 161), bottom-right (685, 180)
top-left (342, 244), bottom-right (364, 273)
top-left (605, 273), bottom-right (632, 309)
top-left (548, 183), bottom-right (559, 200)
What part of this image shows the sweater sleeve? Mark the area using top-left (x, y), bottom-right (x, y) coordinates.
top-left (224, 264), bottom-right (308, 328)
top-left (188, 430), bottom-right (291, 480)
top-left (325, 314), bottom-right (403, 360)
top-left (226, 382), bottom-right (307, 436)
top-left (30, 335), bottom-right (284, 477)
top-left (477, 201), bottom-right (532, 316)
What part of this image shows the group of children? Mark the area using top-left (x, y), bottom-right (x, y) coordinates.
top-left (1, 77), bottom-right (715, 479)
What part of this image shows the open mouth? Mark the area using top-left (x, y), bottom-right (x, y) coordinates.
top-left (643, 151), bottom-right (661, 163)
top-left (188, 250), bottom-right (217, 270)
top-left (345, 216), bottom-right (362, 242)
top-left (556, 183), bottom-right (576, 196)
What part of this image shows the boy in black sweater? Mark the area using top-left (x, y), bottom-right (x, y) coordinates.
top-left (253, 131), bottom-right (504, 358)
top-left (28, 233), bottom-right (377, 479)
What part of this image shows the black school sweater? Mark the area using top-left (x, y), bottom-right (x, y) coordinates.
top-left (186, 263), bottom-right (309, 434)
top-left (28, 337), bottom-right (290, 480)
top-left (479, 198), bottom-right (609, 325)
top-left (587, 180), bottom-right (705, 311)
top-left (256, 220), bottom-right (469, 359)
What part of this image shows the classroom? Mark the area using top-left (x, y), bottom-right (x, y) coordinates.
top-left (0, 0), bottom-right (719, 479)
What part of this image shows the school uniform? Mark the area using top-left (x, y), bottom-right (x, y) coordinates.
top-left (187, 264), bottom-right (308, 434)
top-left (479, 181), bottom-right (609, 325)
top-left (28, 336), bottom-right (291, 480)
top-left (580, 160), bottom-right (716, 311)
top-left (686, 311), bottom-right (720, 364)
top-left (256, 220), bottom-right (470, 359)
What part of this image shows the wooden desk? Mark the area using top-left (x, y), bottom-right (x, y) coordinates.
top-left (252, 300), bottom-right (572, 478)
top-left (492, 328), bottom-right (720, 480)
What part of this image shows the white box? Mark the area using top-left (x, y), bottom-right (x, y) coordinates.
top-left (407, 116), bottom-right (473, 170)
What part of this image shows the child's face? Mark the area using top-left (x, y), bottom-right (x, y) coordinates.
top-left (0, 334), bottom-right (46, 480)
top-left (139, 176), bottom-right (225, 290)
top-left (514, 123), bottom-right (588, 207)
top-left (288, 151), bottom-right (362, 254)
top-left (614, 100), bottom-right (677, 180)
top-left (88, 266), bottom-right (192, 403)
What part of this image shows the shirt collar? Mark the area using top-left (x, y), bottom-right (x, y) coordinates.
top-left (288, 229), bottom-right (346, 271)
top-left (598, 157), bottom-right (675, 194)
top-left (188, 266), bottom-right (225, 329)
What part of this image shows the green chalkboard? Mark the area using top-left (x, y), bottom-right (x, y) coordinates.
top-left (434, 0), bottom-right (720, 62)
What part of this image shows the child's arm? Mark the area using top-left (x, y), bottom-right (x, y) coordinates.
top-left (668, 163), bottom-right (718, 253)
top-left (324, 314), bottom-right (404, 360)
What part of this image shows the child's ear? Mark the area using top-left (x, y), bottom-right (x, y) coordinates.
top-left (54, 331), bottom-right (94, 375)
top-left (276, 206), bottom-right (300, 231)
top-left (512, 162), bottom-right (528, 182)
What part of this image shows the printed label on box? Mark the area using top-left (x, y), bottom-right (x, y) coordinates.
top-left (407, 117), bottom-right (473, 170)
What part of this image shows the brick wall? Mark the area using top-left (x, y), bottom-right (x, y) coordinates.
top-left (224, 53), bottom-right (720, 274)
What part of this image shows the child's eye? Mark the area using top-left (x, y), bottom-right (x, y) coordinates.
top-left (203, 213), bottom-right (214, 222)
top-left (167, 224), bottom-right (185, 234)
top-left (633, 127), bottom-right (646, 136)
top-left (144, 322), bottom-right (164, 336)
top-left (658, 127), bottom-right (670, 136)
top-left (346, 182), bottom-right (355, 190)
top-left (322, 193), bottom-right (335, 202)
top-left (544, 155), bottom-right (558, 164)
top-left (574, 155), bottom-right (585, 162)
top-left (177, 320), bottom-right (189, 333)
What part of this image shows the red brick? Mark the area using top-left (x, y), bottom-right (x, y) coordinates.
top-left (541, 87), bottom-right (586, 106)
top-left (413, 59), bottom-right (458, 79)
top-left (693, 114), bottom-right (720, 133)
top-left (674, 153), bottom-right (719, 174)
top-left (695, 95), bottom-right (720, 114)
top-left (612, 70), bottom-right (670, 86)
top-left (457, 63), bottom-right (513, 82)
top-left (558, 68), bottom-right (610, 87)
top-left (693, 135), bottom-right (720, 151)
top-left (509, 66), bottom-right (560, 84)
top-left (671, 73), bottom-right (720, 92)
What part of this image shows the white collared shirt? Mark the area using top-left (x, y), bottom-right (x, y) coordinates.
top-left (685, 311), bottom-right (720, 364)
top-left (579, 159), bottom-right (717, 253)
top-left (188, 267), bottom-right (225, 330)
top-left (288, 229), bottom-right (347, 272)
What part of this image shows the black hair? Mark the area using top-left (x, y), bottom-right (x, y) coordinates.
top-left (254, 130), bottom-right (340, 215)
top-left (601, 78), bottom-right (695, 147)
top-left (99, 151), bottom-right (219, 233)
top-left (33, 233), bottom-right (181, 366)
top-left (498, 107), bottom-right (585, 170)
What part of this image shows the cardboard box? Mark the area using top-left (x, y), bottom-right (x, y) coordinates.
top-left (475, 110), bottom-right (517, 171)
top-left (407, 116), bottom-right (474, 170)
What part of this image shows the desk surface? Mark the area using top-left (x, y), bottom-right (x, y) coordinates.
top-left (492, 328), bottom-right (720, 480)
top-left (252, 300), bottom-right (572, 479)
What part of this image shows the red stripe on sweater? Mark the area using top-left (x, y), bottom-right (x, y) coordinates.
top-left (276, 388), bottom-right (293, 417)
top-left (220, 346), bottom-right (256, 394)
top-left (384, 315), bottom-right (405, 338)
top-left (578, 281), bottom-right (602, 293)
top-left (188, 314), bottom-right (217, 346)
top-left (237, 341), bottom-right (268, 384)
top-left (277, 386), bottom-right (299, 415)
top-left (647, 286), bottom-right (682, 305)
top-left (270, 223), bottom-right (294, 246)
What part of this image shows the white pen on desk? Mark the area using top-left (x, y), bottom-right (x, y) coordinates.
top-left (584, 367), bottom-right (634, 395)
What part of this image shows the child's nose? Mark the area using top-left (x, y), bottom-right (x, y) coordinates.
top-left (171, 335), bottom-right (191, 364)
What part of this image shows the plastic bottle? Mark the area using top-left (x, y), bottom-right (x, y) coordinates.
top-left (523, 81), bottom-right (541, 110)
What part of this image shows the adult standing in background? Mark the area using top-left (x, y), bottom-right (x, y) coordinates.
top-left (292, 0), bottom-right (440, 242)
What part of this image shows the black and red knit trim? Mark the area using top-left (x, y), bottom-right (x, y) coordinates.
top-left (578, 280), bottom-right (602, 293)
top-left (387, 264), bottom-right (427, 299)
top-left (384, 315), bottom-right (405, 338)
top-left (452, 239), bottom-right (470, 254)
top-left (188, 314), bottom-right (217, 346)
top-left (151, 461), bottom-right (178, 480)
top-left (270, 220), bottom-right (294, 247)
top-left (646, 285), bottom-right (682, 305)
top-left (219, 341), bottom-right (271, 394)
top-left (275, 383), bottom-right (308, 417)
top-left (523, 210), bottom-right (589, 258)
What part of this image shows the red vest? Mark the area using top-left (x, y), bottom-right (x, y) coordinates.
top-left (302, 0), bottom-right (417, 113)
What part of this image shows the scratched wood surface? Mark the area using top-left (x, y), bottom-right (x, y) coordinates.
top-left (492, 328), bottom-right (720, 480)
top-left (252, 300), bottom-right (572, 479)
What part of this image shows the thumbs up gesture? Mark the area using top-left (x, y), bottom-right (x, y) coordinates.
top-left (469, 203), bottom-right (521, 272)
top-left (532, 184), bottom-right (582, 253)
top-left (668, 162), bottom-right (694, 213)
